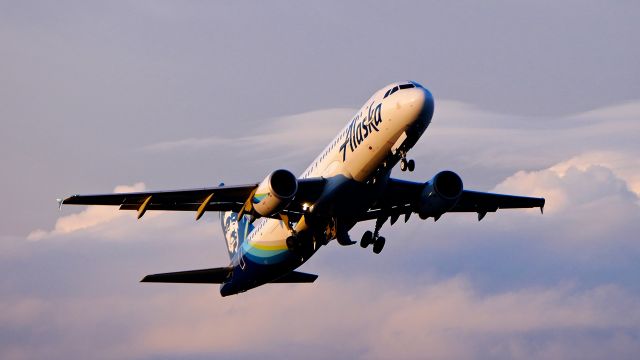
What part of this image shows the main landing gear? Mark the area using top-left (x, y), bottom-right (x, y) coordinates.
top-left (360, 217), bottom-right (387, 254)
top-left (286, 235), bottom-right (306, 253)
top-left (360, 231), bottom-right (385, 254)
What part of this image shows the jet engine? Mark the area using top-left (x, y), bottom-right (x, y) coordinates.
top-left (418, 170), bottom-right (463, 219)
top-left (252, 169), bottom-right (298, 217)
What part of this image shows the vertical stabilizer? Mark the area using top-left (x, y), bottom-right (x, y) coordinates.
top-left (220, 211), bottom-right (254, 260)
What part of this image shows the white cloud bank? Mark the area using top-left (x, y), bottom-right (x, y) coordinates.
top-left (3, 277), bottom-right (639, 360)
top-left (495, 155), bottom-right (638, 213)
top-left (27, 181), bottom-right (220, 245)
top-left (15, 99), bottom-right (640, 359)
top-left (422, 100), bottom-right (640, 178)
top-left (27, 183), bottom-right (147, 241)
top-left (141, 108), bottom-right (357, 156)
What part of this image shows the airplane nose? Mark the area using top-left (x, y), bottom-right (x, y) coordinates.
top-left (400, 86), bottom-right (434, 126)
top-left (382, 83), bottom-right (435, 133)
top-left (421, 87), bottom-right (435, 123)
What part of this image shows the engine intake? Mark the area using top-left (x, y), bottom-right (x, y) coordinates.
top-left (418, 170), bottom-right (463, 219)
top-left (252, 169), bottom-right (298, 217)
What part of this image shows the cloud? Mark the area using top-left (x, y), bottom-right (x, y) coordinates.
top-left (28, 183), bottom-right (148, 240)
top-left (364, 278), bottom-right (640, 359)
top-left (419, 100), bottom-right (640, 181)
top-left (12, 98), bottom-right (640, 359)
top-left (4, 276), bottom-right (639, 360)
top-left (570, 101), bottom-right (640, 121)
top-left (486, 153), bottom-right (640, 251)
top-left (141, 108), bottom-right (357, 157)
top-left (3, 2), bottom-right (640, 358)
top-left (141, 136), bottom-right (236, 152)
top-left (0, 298), bottom-right (47, 328)
top-left (548, 151), bottom-right (640, 198)
top-left (495, 157), bottom-right (638, 214)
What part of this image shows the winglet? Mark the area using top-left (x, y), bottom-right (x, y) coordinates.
top-left (56, 198), bottom-right (64, 211)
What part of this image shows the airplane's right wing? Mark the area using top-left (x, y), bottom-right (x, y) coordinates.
top-left (62, 177), bottom-right (326, 221)
top-left (63, 183), bottom-right (256, 217)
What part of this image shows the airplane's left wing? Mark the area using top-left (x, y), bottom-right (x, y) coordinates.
top-left (361, 178), bottom-right (544, 221)
top-left (449, 190), bottom-right (545, 213)
top-left (62, 177), bottom-right (326, 220)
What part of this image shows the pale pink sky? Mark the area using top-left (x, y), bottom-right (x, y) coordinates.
top-left (2, 1), bottom-right (640, 359)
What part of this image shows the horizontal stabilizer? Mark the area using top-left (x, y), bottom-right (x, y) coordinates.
top-left (270, 271), bottom-right (318, 283)
top-left (141, 267), bottom-right (232, 284)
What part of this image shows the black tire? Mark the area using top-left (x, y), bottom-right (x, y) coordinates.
top-left (373, 237), bottom-right (386, 254)
top-left (407, 159), bottom-right (415, 172)
top-left (400, 159), bottom-right (407, 171)
top-left (286, 236), bottom-right (298, 251)
top-left (360, 231), bottom-right (373, 248)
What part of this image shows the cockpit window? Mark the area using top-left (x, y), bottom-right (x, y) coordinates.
top-left (383, 83), bottom-right (416, 99)
top-left (384, 86), bottom-right (398, 99)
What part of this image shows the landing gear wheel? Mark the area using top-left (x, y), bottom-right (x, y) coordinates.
top-left (407, 159), bottom-right (415, 172)
top-left (372, 237), bottom-right (386, 254)
top-left (287, 235), bottom-right (305, 252)
top-left (400, 158), bottom-right (408, 171)
top-left (286, 236), bottom-right (299, 251)
top-left (360, 231), bottom-right (373, 248)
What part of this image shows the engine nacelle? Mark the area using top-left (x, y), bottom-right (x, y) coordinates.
top-left (418, 170), bottom-right (464, 219)
top-left (252, 169), bottom-right (298, 217)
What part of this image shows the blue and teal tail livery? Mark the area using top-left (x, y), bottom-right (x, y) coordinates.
top-left (220, 211), bottom-right (254, 260)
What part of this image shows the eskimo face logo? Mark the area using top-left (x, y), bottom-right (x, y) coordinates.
top-left (223, 212), bottom-right (239, 254)
top-left (339, 102), bottom-right (383, 161)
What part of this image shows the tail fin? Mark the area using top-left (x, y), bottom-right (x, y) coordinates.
top-left (220, 211), bottom-right (254, 259)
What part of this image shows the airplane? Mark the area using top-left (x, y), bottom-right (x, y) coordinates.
top-left (61, 81), bottom-right (545, 297)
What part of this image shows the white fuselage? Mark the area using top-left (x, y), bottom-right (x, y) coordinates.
top-left (246, 82), bottom-right (432, 253)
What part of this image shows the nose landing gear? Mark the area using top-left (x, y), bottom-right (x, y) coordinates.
top-left (399, 157), bottom-right (415, 172)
